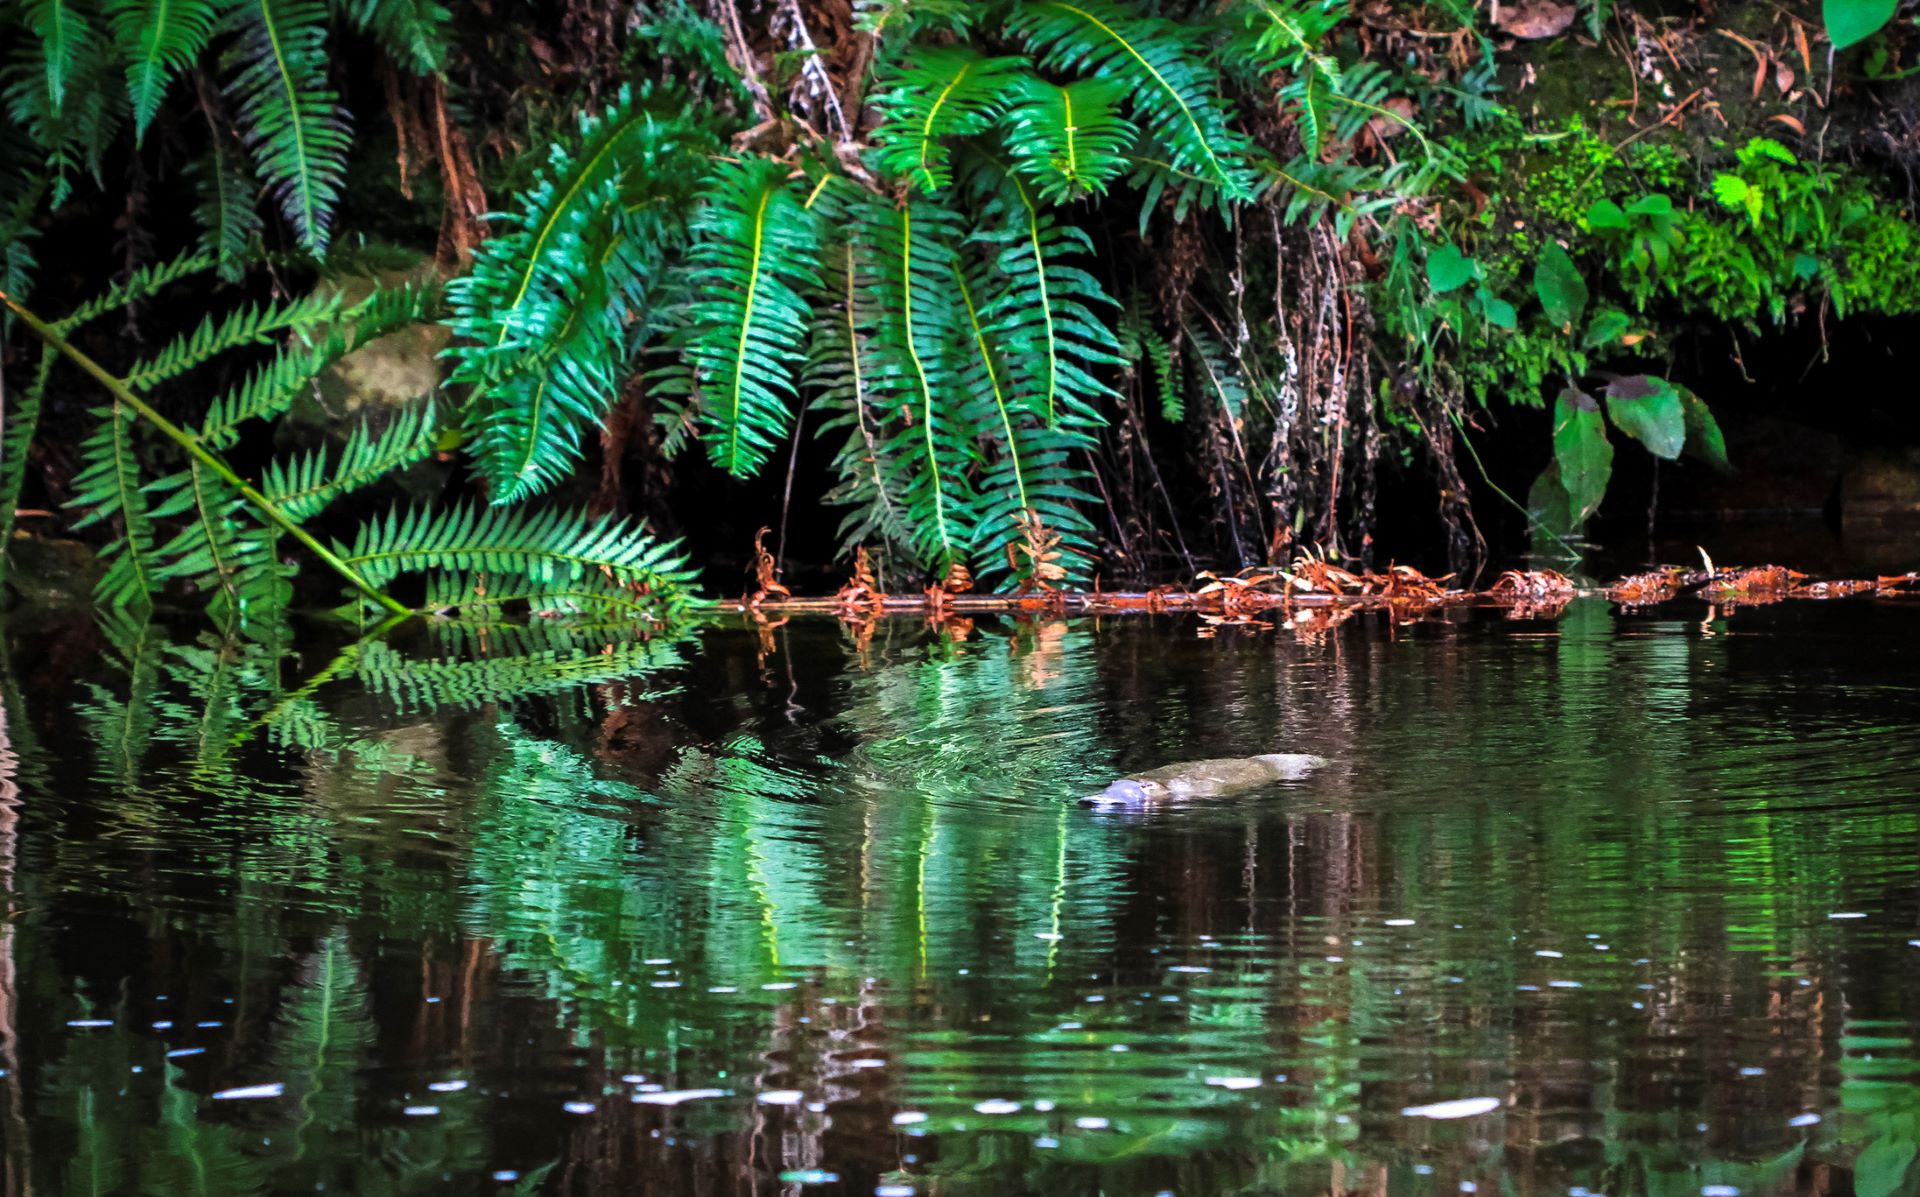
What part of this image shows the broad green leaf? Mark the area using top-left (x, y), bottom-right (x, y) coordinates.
top-left (1624, 193), bottom-right (1673, 217)
top-left (1854, 1135), bottom-right (1917, 1197)
top-left (1481, 294), bottom-right (1518, 330)
top-left (1604, 374), bottom-right (1685, 460)
top-left (1553, 386), bottom-right (1612, 522)
top-left (1582, 308), bottom-right (1632, 349)
top-left (1586, 199), bottom-right (1628, 230)
top-left (1426, 243), bottom-right (1477, 294)
top-left (1678, 386), bottom-right (1731, 474)
top-left (1526, 460), bottom-right (1581, 551)
top-left (1533, 242), bottom-right (1588, 331)
top-left (1826, 0), bottom-right (1897, 49)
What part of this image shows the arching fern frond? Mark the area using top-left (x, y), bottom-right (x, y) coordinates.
top-left (446, 86), bottom-right (704, 500)
top-left (355, 636), bottom-right (685, 715)
top-left (21, 0), bottom-right (98, 112)
top-left (105, 0), bottom-right (222, 140)
top-left (1008, 0), bottom-right (1255, 203)
top-left (339, 503), bottom-right (698, 611)
top-left (222, 0), bottom-right (350, 255)
top-left (680, 157), bottom-right (819, 478)
top-left (1000, 74), bottom-right (1134, 204)
top-left (261, 400), bottom-right (441, 523)
top-left (54, 249), bottom-right (217, 331)
top-left (861, 198), bottom-right (977, 573)
top-left (870, 46), bottom-right (1025, 194)
top-left (125, 290), bottom-right (344, 392)
top-left (340, 0), bottom-right (450, 76)
top-left (806, 212), bottom-right (915, 566)
top-left (189, 133), bottom-right (263, 281)
top-left (69, 403), bottom-right (158, 611)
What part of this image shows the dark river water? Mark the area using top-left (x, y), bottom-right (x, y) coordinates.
top-left (2, 598), bottom-right (1919, 1196)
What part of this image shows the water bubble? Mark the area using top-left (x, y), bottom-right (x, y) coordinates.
top-left (1549, 981), bottom-right (1582, 989)
top-left (563, 1101), bottom-right (596, 1114)
top-left (403, 1105), bottom-right (439, 1116)
top-left (758, 1090), bottom-right (804, 1105)
top-left (166, 1048), bottom-right (204, 1058)
top-left (1828, 912), bottom-right (1867, 920)
top-left (1702, 1187), bottom-right (1740, 1196)
top-left (762, 982), bottom-right (797, 991)
top-left (876, 1187), bottom-right (916, 1197)
top-left (851, 1058), bottom-right (887, 1069)
top-left (635, 1089), bottom-right (726, 1106)
top-left (1035, 1137), bottom-right (1060, 1149)
top-left (1076, 1116), bottom-right (1111, 1129)
top-left (428, 1080), bottom-right (467, 1092)
top-left (1034, 1099), bottom-right (1055, 1111)
top-left (1790, 1113), bottom-right (1822, 1127)
top-left (1205, 1076), bottom-right (1262, 1090)
top-left (1536, 950), bottom-right (1564, 958)
top-left (1386, 919), bottom-right (1416, 926)
top-left (492, 1172), bottom-right (520, 1183)
top-left (974, 1099), bottom-right (1021, 1114)
top-left (66, 1019), bottom-right (113, 1028)
top-left (778, 1171), bottom-right (838, 1184)
top-left (892, 1111), bottom-right (928, 1126)
top-left (1739, 1067), bottom-right (1766, 1077)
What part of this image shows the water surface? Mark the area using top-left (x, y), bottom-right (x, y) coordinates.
top-left (2, 599), bottom-right (1918, 1196)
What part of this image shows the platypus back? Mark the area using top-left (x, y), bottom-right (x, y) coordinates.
top-left (1082, 753), bottom-right (1327, 807)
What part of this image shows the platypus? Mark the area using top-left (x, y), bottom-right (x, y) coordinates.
top-left (1081, 753), bottom-right (1328, 807)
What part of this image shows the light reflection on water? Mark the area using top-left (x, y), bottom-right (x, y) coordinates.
top-left (0, 598), bottom-right (1918, 1195)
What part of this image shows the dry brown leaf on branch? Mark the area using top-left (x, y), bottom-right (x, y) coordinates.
top-left (748, 527), bottom-right (790, 604)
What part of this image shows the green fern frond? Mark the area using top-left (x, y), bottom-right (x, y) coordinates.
top-left (421, 569), bottom-right (679, 621)
top-left (680, 157), bottom-right (820, 478)
top-left (806, 223), bottom-right (916, 564)
top-left (340, 0), bottom-right (450, 75)
top-left (199, 282), bottom-right (436, 446)
top-left (147, 460), bottom-right (261, 622)
top-left (1001, 74), bottom-right (1134, 204)
top-left (222, 0), bottom-right (351, 254)
top-left (861, 198), bottom-right (977, 572)
top-left (55, 250), bottom-right (218, 332)
top-left (1008, 0), bottom-right (1255, 203)
top-left (1184, 322), bottom-right (1246, 418)
top-left (339, 503), bottom-right (698, 610)
top-left (870, 46), bottom-right (1026, 193)
top-left (1146, 326), bottom-right (1182, 420)
top-left (447, 86), bottom-right (704, 500)
top-left (21, 0), bottom-right (97, 112)
top-left (105, 0), bottom-right (222, 140)
top-left (189, 133), bottom-right (263, 280)
top-left (126, 290), bottom-right (343, 392)
top-left (854, 0), bottom-right (977, 40)
top-left (261, 400), bottom-right (440, 523)
top-left (69, 402), bottom-right (159, 611)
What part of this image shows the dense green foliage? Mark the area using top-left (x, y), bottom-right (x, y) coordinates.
top-left (3, 0), bottom-right (1918, 617)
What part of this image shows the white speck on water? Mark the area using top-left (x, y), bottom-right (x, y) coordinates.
top-left (891, 1111), bottom-right (928, 1125)
top-left (1414, 1165), bottom-right (1435, 1176)
top-left (67, 1019), bottom-right (113, 1028)
top-left (1549, 981), bottom-right (1582, 989)
top-left (212, 1083), bottom-right (284, 1101)
top-left (974, 1100), bottom-right (1020, 1114)
top-left (1702, 1186), bottom-right (1741, 1196)
top-left (1168, 965), bottom-right (1211, 974)
top-left (1790, 1113), bottom-right (1822, 1127)
top-left (1462, 1184), bottom-right (1479, 1193)
top-left (403, 1105), bottom-right (439, 1117)
top-left (708, 986), bottom-right (738, 994)
top-left (1109, 1044), bottom-right (1129, 1053)
top-left (1035, 1099), bottom-right (1055, 1111)
top-left (492, 1172), bottom-right (520, 1183)
top-left (1402, 1097), bottom-right (1502, 1120)
top-left (428, 1080), bottom-right (467, 1092)
top-left (807, 1102), bottom-right (826, 1112)
top-left (196, 1021), bottom-right (223, 1029)
top-left (1828, 912), bottom-right (1867, 920)
top-left (634, 1089), bottom-right (727, 1106)
top-left (424, 997), bottom-right (441, 1004)
top-left (1085, 995), bottom-right (1105, 1003)
top-left (637, 1084), bottom-right (664, 1093)
top-left (167, 1048), bottom-right (204, 1058)
top-left (1076, 1116), bottom-right (1110, 1129)
top-left (876, 1187), bottom-right (917, 1197)
top-left (851, 1058), bottom-right (886, 1069)
top-left (1035, 933), bottom-right (1063, 941)
top-left (645, 958), bottom-right (671, 965)
top-left (758, 1090), bottom-right (804, 1105)
top-left (621, 1075), bottom-right (646, 1084)
top-left (1595, 944), bottom-right (1610, 951)
top-left (1205, 1076), bottom-right (1262, 1090)
top-left (762, 982), bottom-right (797, 991)
top-left (957, 969), bottom-right (969, 976)
top-left (1698, 1123), bottom-right (1710, 1132)
top-left (1536, 950), bottom-right (1564, 958)
top-left (1632, 1002), bottom-right (1645, 1010)
top-left (1517, 985), bottom-right (1541, 992)
top-left (1739, 1067), bottom-right (1766, 1077)
top-left (1326, 955), bottom-right (1344, 963)
top-left (651, 981), bottom-right (681, 989)
top-left (1035, 1136), bottom-right (1060, 1148)
top-left (152, 1020), bottom-right (173, 1030)
top-left (563, 1101), bottom-right (596, 1114)
top-left (1386, 919), bottom-right (1416, 926)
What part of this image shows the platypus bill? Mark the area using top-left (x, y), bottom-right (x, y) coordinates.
top-left (1081, 753), bottom-right (1328, 808)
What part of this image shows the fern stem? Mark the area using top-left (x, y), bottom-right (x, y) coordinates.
top-left (898, 210), bottom-right (954, 562)
top-left (0, 290), bottom-right (413, 617)
top-left (953, 265), bottom-right (1030, 513)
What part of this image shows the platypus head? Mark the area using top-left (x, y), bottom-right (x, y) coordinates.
top-left (1080, 778), bottom-right (1150, 808)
